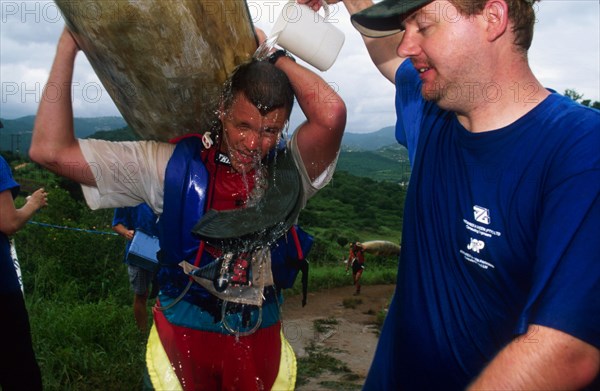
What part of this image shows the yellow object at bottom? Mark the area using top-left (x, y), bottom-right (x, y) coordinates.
top-left (145, 324), bottom-right (297, 390)
top-left (146, 324), bottom-right (183, 390)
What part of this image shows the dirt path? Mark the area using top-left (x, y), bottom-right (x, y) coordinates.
top-left (280, 285), bottom-right (396, 390)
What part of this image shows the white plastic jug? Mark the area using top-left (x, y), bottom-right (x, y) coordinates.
top-left (271, 0), bottom-right (345, 71)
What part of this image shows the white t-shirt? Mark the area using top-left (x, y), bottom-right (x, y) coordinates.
top-left (79, 131), bottom-right (337, 216)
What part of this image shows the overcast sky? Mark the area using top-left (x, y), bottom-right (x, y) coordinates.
top-left (1, 0), bottom-right (598, 134)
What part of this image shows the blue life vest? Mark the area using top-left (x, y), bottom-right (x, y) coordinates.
top-left (157, 137), bottom-right (313, 308)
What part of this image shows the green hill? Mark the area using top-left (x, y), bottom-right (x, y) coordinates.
top-left (0, 116), bottom-right (127, 154)
top-left (86, 126), bottom-right (139, 141)
top-left (342, 126), bottom-right (396, 150)
top-left (300, 170), bottom-right (405, 244)
top-left (338, 144), bottom-right (410, 183)
top-left (0, 116), bottom-right (126, 138)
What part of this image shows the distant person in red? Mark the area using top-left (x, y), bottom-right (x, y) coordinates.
top-left (346, 242), bottom-right (365, 295)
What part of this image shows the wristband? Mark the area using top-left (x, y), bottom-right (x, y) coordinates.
top-left (267, 49), bottom-right (296, 65)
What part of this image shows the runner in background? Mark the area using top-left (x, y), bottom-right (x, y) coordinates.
top-left (346, 241), bottom-right (365, 295)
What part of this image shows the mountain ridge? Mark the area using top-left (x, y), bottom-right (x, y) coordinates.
top-left (1, 115), bottom-right (398, 156)
top-left (341, 125), bottom-right (396, 151)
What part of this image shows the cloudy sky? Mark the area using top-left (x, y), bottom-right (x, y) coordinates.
top-left (1, 0), bottom-right (598, 134)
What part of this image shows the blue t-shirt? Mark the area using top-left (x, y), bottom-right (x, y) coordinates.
top-left (0, 156), bottom-right (21, 294)
top-left (364, 61), bottom-right (600, 390)
top-left (112, 203), bottom-right (159, 263)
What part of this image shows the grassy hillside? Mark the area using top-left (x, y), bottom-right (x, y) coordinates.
top-left (337, 146), bottom-right (410, 184)
top-left (86, 126), bottom-right (140, 141)
top-left (301, 171), bottom-right (404, 244)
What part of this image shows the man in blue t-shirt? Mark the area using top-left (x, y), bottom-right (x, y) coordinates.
top-left (303, 0), bottom-right (600, 389)
top-left (112, 203), bottom-right (159, 333)
top-left (0, 155), bottom-right (47, 390)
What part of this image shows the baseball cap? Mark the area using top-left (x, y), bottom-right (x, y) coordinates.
top-left (351, 0), bottom-right (434, 37)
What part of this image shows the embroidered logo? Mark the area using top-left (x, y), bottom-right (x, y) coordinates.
top-left (473, 205), bottom-right (490, 225)
top-left (467, 238), bottom-right (485, 253)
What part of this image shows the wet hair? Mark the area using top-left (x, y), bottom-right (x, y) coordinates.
top-left (451, 0), bottom-right (539, 53)
top-left (221, 59), bottom-right (295, 117)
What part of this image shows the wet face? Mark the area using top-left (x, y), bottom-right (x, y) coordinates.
top-left (219, 92), bottom-right (289, 173)
top-left (397, 0), bottom-right (488, 111)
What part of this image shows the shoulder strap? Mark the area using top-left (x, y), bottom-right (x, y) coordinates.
top-left (290, 225), bottom-right (311, 306)
top-left (159, 136), bottom-right (208, 263)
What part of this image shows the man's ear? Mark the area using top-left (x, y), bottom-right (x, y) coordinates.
top-left (483, 0), bottom-right (509, 42)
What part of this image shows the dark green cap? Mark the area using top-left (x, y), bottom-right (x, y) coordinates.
top-left (351, 0), bottom-right (434, 37)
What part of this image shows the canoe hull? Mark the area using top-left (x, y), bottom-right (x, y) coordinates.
top-left (361, 240), bottom-right (401, 257)
top-left (56, 0), bottom-right (258, 141)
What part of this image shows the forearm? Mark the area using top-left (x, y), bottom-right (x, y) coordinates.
top-left (10, 204), bottom-right (40, 233)
top-left (338, 0), bottom-right (371, 14)
top-left (112, 224), bottom-right (126, 236)
top-left (0, 191), bottom-right (44, 236)
top-left (341, 0), bottom-right (405, 83)
top-left (112, 224), bottom-right (133, 239)
top-left (274, 56), bottom-right (346, 179)
top-left (275, 56), bottom-right (345, 133)
top-left (31, 29), bottom-right (94, 185)
top-left (468, 325), bottom-right (600, 390)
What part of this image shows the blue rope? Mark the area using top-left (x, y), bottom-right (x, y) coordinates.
top-left (27, 221), bottom-right (119, 236)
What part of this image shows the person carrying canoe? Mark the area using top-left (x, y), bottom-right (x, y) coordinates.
top-left (31, 26), bottom-right (346, 390)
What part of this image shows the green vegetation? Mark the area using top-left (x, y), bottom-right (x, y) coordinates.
top-left (295, 318), bottom-right (363, 390)
top-left (374, 309), bottom-right (388, 336)
top-left (4, 152), bottom-right (402, 389)
top-left (9, 160), bottom-right (142, 390)
top-left (299, 170), bottom-right (405, 245)
top-left (0, 116), bottom-right (128, 155)
top-left (564, 88), bottom-right (600, 109)
top-left (86, 126), bottom-right (140, 141)
top-left (313, 317), bottom-right (339, 334)
top-left (337, 144), bottom-right (411, 183)
top-left (296, 342), bottom-right (353, 388)
top-left (337, 150), bottom-right (407, 183)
